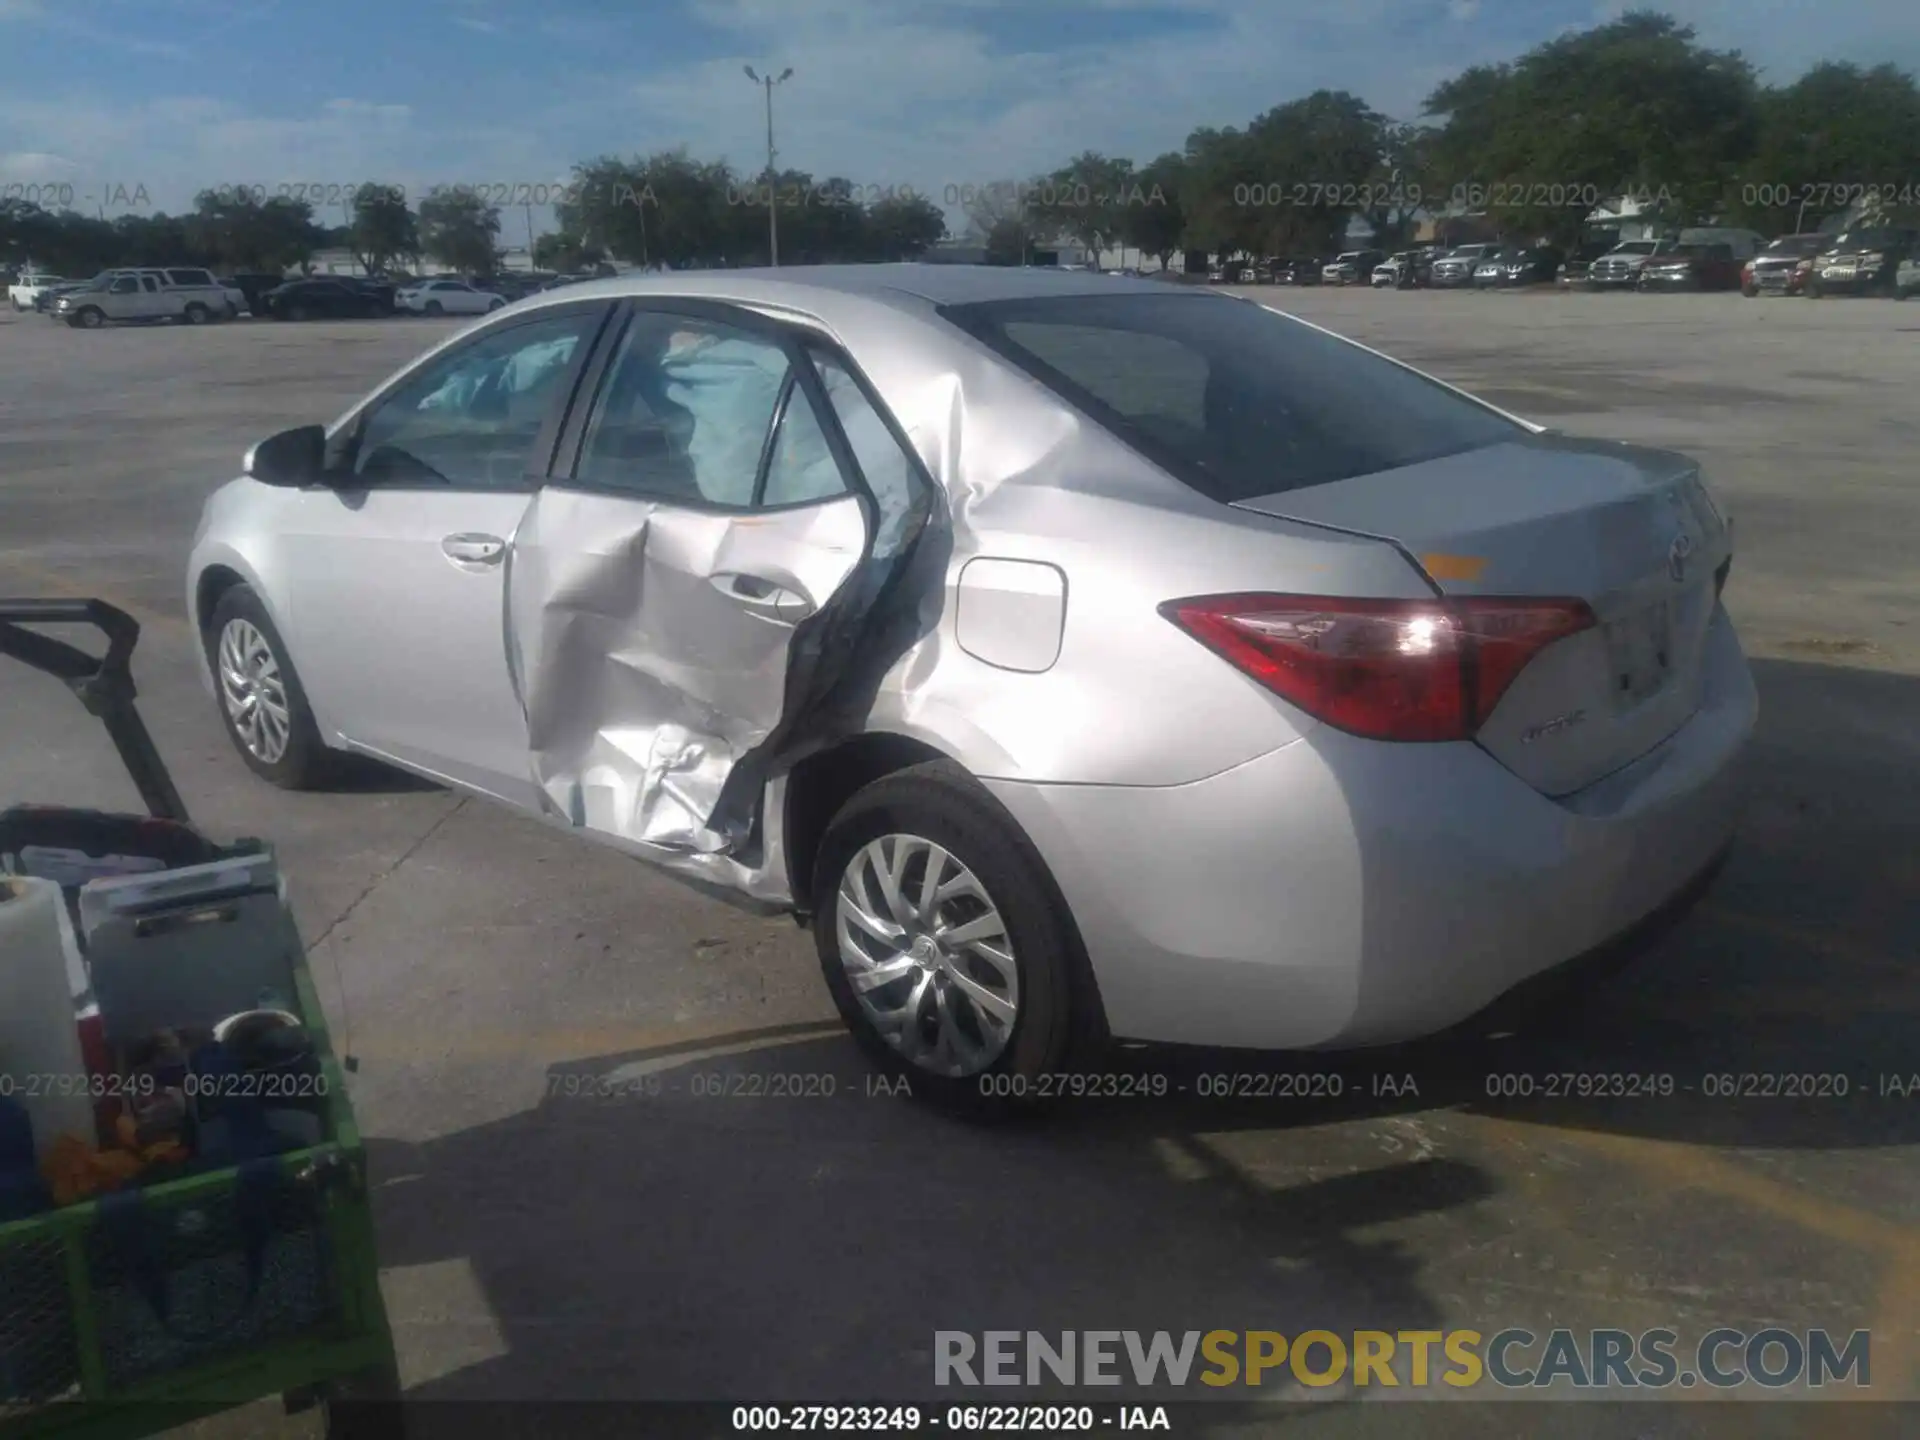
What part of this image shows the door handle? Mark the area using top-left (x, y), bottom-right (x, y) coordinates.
top-left (711, 572), bottom-right (815, 622)
top-left (442, 533), bottom-right (506, 566)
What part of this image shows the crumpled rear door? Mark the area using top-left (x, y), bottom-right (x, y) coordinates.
top-left (505, 302), bottom-right (931, 894)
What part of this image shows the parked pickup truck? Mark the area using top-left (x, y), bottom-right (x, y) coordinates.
top-left (49, 267), bottom-right (240, 328)
top-left (8, 272), bottom-right (75, 311)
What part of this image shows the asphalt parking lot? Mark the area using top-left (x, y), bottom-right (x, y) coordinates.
top-left (2, 292), bottom-right (1917, 1436)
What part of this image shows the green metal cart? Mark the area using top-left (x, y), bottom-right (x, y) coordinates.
top-left (0, 599), bottom-right (401, 1440)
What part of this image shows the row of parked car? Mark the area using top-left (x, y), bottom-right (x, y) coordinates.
top-left (1210, 226), bottom-right (1920, 298)
top-left (5, 267), bottom-right (603, 327)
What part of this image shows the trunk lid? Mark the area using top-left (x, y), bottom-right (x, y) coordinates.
top-left (1232, 435), bottom-right (1732, 797)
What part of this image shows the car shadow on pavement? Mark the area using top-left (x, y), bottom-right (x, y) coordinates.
top-left (350, 652), bottom-right (1916, 1417)
top-left (364, 1029), bottom-right (1483, 1408)
top-left (325, 754), bottom-right (444, 794)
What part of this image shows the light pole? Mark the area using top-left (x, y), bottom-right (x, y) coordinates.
top-left (743, 64), bottom-right (793, 266)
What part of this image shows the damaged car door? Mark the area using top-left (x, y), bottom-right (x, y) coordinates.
top-left (283, 302), bottom-right (611, 804)
top-left (506, 304), bottom-right (900, 887)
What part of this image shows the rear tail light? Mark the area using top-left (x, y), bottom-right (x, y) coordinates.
top-left (1161, 594), bottom-right (1595, 742)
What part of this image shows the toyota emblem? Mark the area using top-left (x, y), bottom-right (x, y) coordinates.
top-left (1668, 532), bottom-right (1697, 582)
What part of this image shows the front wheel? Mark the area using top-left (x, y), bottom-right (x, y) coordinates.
top-left (204, 585), bottom-right (334, 789)
top-left (486, 298), bottom-right (504, 311)
top-left (72, 307), bottom-right (106, 329)
top-left (424, 300), bottom-right (443, 316)
top-left (812, 761), bottom-right (1098, 1109)
top-left (1805, 278), bottom-right (1823, 298)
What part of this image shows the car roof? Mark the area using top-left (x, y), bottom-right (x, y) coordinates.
top-left (508, 263), bottom-right (1178, 319)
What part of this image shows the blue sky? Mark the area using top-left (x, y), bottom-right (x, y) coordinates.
top-left (3, 0), bottom-right (1917, 237)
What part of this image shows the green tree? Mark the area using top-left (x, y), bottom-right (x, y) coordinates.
top-left (1730, 62), bottom-right (1920, 233)
top-left (532, 229), bottom-right (604, 272)
top-left (1177, 127), bottom-right (1259, 259)
top-left (418, 187), bottom-right (503, 275)
top-left (1118, 153), bottom-right (1188, 270)
top-left (1039, 152), bottom-right (1136, 262)
top-left (866, 192), bottom-right (946, 259)
top-left (559, 151), bottom-right (734, 268)
top-left (348, 183), bottom-right (417, 275)
top-left (983, 217), bottom-right (1031, 265)
top-left (1366, 121), bottom-right (1438, 251)
top-left (188, 191), bottom-right (324, 271)
top-left (1423, 11), bottom-right (1761, 245)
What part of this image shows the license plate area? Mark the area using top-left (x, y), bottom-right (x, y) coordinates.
top-left (1603, 601), bottom-right (1674, 709)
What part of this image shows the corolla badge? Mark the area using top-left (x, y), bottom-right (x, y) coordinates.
top-left (1668, 531), bottom-right (1697, 582)
top-left (1522, 709), bottom-right (1586, 744)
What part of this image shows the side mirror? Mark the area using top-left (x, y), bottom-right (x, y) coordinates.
top-left (243, 424), bottom-right (326, 487)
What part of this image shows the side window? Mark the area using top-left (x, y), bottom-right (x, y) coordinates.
top-left (350, 310), bottom-right (597, 490)
top-left (140, 276), bottom-right (160, 293)
top-left (575, 312), bottom-right (789, 506)
top-left (810, 352), bottom-right (925, 555)
top-left (759, 385), bottom-right (847, 507)
top-left (110, 277), bottom-right (138, 294)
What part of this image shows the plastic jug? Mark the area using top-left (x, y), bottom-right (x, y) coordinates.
top-left (0, 875), bottom-right (96, 1156)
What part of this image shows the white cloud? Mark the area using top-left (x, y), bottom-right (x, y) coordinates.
top-left (1447, 0), bottom-right (1480, 20)
top-left (456, 16), bottom-right (501, 33)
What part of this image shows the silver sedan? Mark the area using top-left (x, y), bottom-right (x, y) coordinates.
top-left (186, 265), bottom-right (1756, 1101)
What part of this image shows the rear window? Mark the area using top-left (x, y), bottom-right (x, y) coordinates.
top-left (165, 268), bottom-right (214, 286)
top-left (939, 293), bottom-right (1521, 503)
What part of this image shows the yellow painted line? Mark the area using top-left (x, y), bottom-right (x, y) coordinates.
top-left (1472, 1117), bottom-right (1920, 1398)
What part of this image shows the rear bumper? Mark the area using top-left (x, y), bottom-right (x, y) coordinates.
top-left (986, 608), bottom-right (1757, 1052)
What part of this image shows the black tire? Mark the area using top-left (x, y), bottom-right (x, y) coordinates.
top-left (424, 300), bottom-right (444, 316)
top-left (811, 760), bottom-right (1101, 1110)
top-left (203, 584), bottom-right (335, 789)
top-left (1805, 277), bottom-right (1823, 298)
top-left (487, 298), bottom-right (504, 311)
top-left (183, 302), bottom-right (210, 325)
top-left (73, 307), bottom-right (105, 329)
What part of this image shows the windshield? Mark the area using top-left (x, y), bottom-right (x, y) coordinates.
top-left (1611, 242), bottom-right (1660, 255)
top-left (1829, 230), bottom-right (1893, 250)
top-left (1766, 236), bottom-right (1822, 256)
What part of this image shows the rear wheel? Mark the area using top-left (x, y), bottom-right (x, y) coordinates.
top-left (183, 302), bottom-right (210, 325)
top-left (288, 303), bottom-right (309, 321)
top-left (205, 585), bottom-right (334, 789)
top-left (812, 761), bottom-right (1098, 1109)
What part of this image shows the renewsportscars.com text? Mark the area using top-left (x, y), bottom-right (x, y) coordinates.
top-left (935, 1328), bottom-right (1870, 1391)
